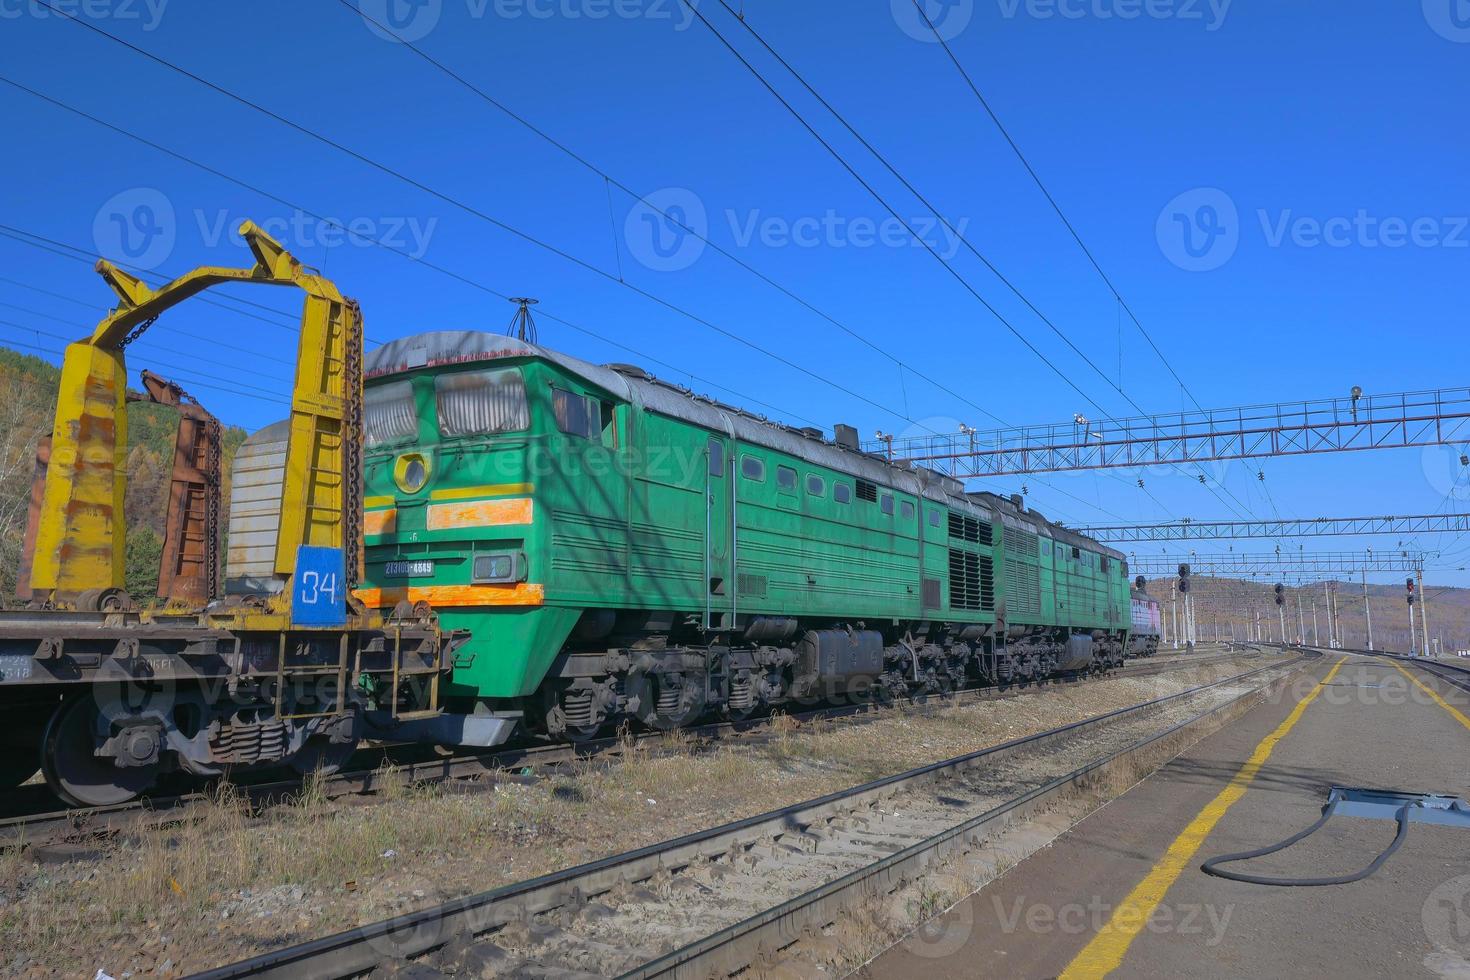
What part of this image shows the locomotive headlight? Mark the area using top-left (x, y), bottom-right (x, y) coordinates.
top-left (393, 453), bottom-right (431, 494)
top-left (473, 552), bottom-right (522, 583)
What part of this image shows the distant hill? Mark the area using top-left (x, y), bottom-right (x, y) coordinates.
top-left (1140, 573), bottom-right (1468, 656)
top-left (0, 346), bottom-right (247, 602)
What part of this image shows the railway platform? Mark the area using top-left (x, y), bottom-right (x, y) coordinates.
top-left (867, 654), bottom-right (1470, 980)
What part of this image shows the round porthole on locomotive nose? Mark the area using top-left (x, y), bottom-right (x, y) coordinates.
top-left (394, 453), bottom-right (430, 494)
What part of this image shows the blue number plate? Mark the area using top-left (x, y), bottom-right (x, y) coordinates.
top-left (292, 545), bottom-right (347, 627)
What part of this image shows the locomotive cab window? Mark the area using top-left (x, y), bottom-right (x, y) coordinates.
top-left (806, 474), bottom-right (825, 496)
top-left (834, 482), bottom-right (851, 504)
top-left (437, 368), bottom-right (529, 438)
top-left (777, 465), bottom-right (797, 491)
top-left (365, 380), bottom-right (419, 447)
top-left (741, 455), bottom-right (765, 481)
top-left (599, 401), bottom-right (617, 448)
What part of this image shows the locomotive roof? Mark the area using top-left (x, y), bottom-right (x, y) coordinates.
top-left (366, 331), bottom-right (1120, 560)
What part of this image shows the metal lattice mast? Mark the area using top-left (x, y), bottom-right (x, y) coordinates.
top-left (1076, 512), bottom-right (1470, 543)
top-left (877, 387), bottom-right (1470, 476)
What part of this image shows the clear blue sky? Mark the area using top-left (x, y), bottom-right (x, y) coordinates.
top-left (1, 0), bottom-right (1466, 584)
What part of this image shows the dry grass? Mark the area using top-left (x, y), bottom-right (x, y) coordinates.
top-left (0, 656), bottom-right (1269, 978)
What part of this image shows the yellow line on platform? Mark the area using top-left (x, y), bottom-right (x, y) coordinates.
top-left (1059, 656), bottom-right (1347, 980)
top-left (1392, 661), bottom-right (1470, 733)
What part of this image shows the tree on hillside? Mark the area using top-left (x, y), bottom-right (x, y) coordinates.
top-left (0, 367), bottom-right (58, 598)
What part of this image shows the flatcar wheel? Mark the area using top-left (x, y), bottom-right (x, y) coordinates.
top-left (41, 697), bottom-right (160, 808)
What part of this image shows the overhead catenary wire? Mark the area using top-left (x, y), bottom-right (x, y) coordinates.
top-left (0, 317), bottom-right (292, 398)
top-left (0, 297), bottom-right (298, 368)
top-left (0, 223), bottom-right (306, 334)
top-left (4, 23), bottom-right (1137, 524)
top-left (906, 0), bottom-right (1278, 524)
top-left (333, 3), bottom-right (1146, 523)
top-left (680, 1), bottom-right (1190, 523)
top-left (0, 80), bottom-right (832, 431)
top-left (340, 0), bottom-right (1010, 429)
top-left (678, 0), bottom-right (1121, 426)
top-left (17, 9), bottom-right (921, 433)
top-left (0, 334), bottom-right (292, 407)
top-left (697, 0), bottom-right (1264, 526)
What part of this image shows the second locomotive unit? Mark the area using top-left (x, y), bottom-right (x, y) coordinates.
top-left (341, 331), bottom-right (1134, 745)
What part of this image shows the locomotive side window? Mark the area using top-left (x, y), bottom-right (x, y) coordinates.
top-left (900, 500), bottom-right (915, 521)
top-left (880, 494), bottom-right (894, 516)
top-left (708, 439), bottom-right (725, 477)
top-left (552, 386), bottom-right (595, 440)
top-left (806, 474), bottom-right (825, 496)
top-left (929, 509), bottom-right (941, 528)
top-left (777, 465), bottom-right (797, 491)
top-left (741, 455), bottom-right (765, 481)
top-left (365, 380), bottom-right (419, 447)
top-left (834, 483), bottom-right (851, 504)
top-left (436, 369), bottom-right (528, 438)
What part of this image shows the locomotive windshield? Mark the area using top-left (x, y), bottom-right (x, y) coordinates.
top-left (364, 379), bottom-right (418, 447)
top-left (436, 367), bottom-right (528, 437)
top-left (364, 368), bottom-right (530, 447)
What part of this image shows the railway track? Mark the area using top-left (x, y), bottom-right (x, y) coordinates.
top-left (1, 647), bottom-right (1257, 852)
top-left (187, 650), bottom-right (1311, 980)
top-left (1353, 648), bottom-right (1470, 694)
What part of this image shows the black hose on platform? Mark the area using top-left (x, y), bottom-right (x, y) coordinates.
top-left (1200, 802), bottom-right (1415, 886)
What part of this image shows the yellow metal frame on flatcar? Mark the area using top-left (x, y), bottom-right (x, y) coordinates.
top-left (29, 221), bottom-right (363, 610)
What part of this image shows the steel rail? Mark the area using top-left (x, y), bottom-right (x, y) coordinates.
top-left (0, 648), bottom-right (1249, 847)
top-left (1351, 648), bottom-right (1470, 695)
top-left (185, 651), bottom-right (1310, 980)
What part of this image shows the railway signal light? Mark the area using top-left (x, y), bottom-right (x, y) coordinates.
top-left (1274, 583), bottom-right (1285, 606)
top-left (1178, 563), bottom-right (1191, 594)
top-left (1407, 577), bottom-right (1416, 606)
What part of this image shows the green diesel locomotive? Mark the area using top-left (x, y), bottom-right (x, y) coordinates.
top-left (351, 331), bottom-right (1133, 746)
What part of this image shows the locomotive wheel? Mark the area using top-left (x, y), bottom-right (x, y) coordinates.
top-left (559, 719), bottom-right (606, 744)
top-left (289, 731), bottom-right (360, 778)
top-left (721, 671), bottom-right (760, 722)
top-left (290, 712), bottom-right (361, 778)
top-left (638, 672), bottom-right (706, 730)
top-left (41, 696), bottom-right (161, 808)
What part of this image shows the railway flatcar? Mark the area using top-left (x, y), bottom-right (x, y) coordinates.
top-left (1127, 584), bottom-right (1162, 658)
top-left (349, 332), bottom-right (1134, 745)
